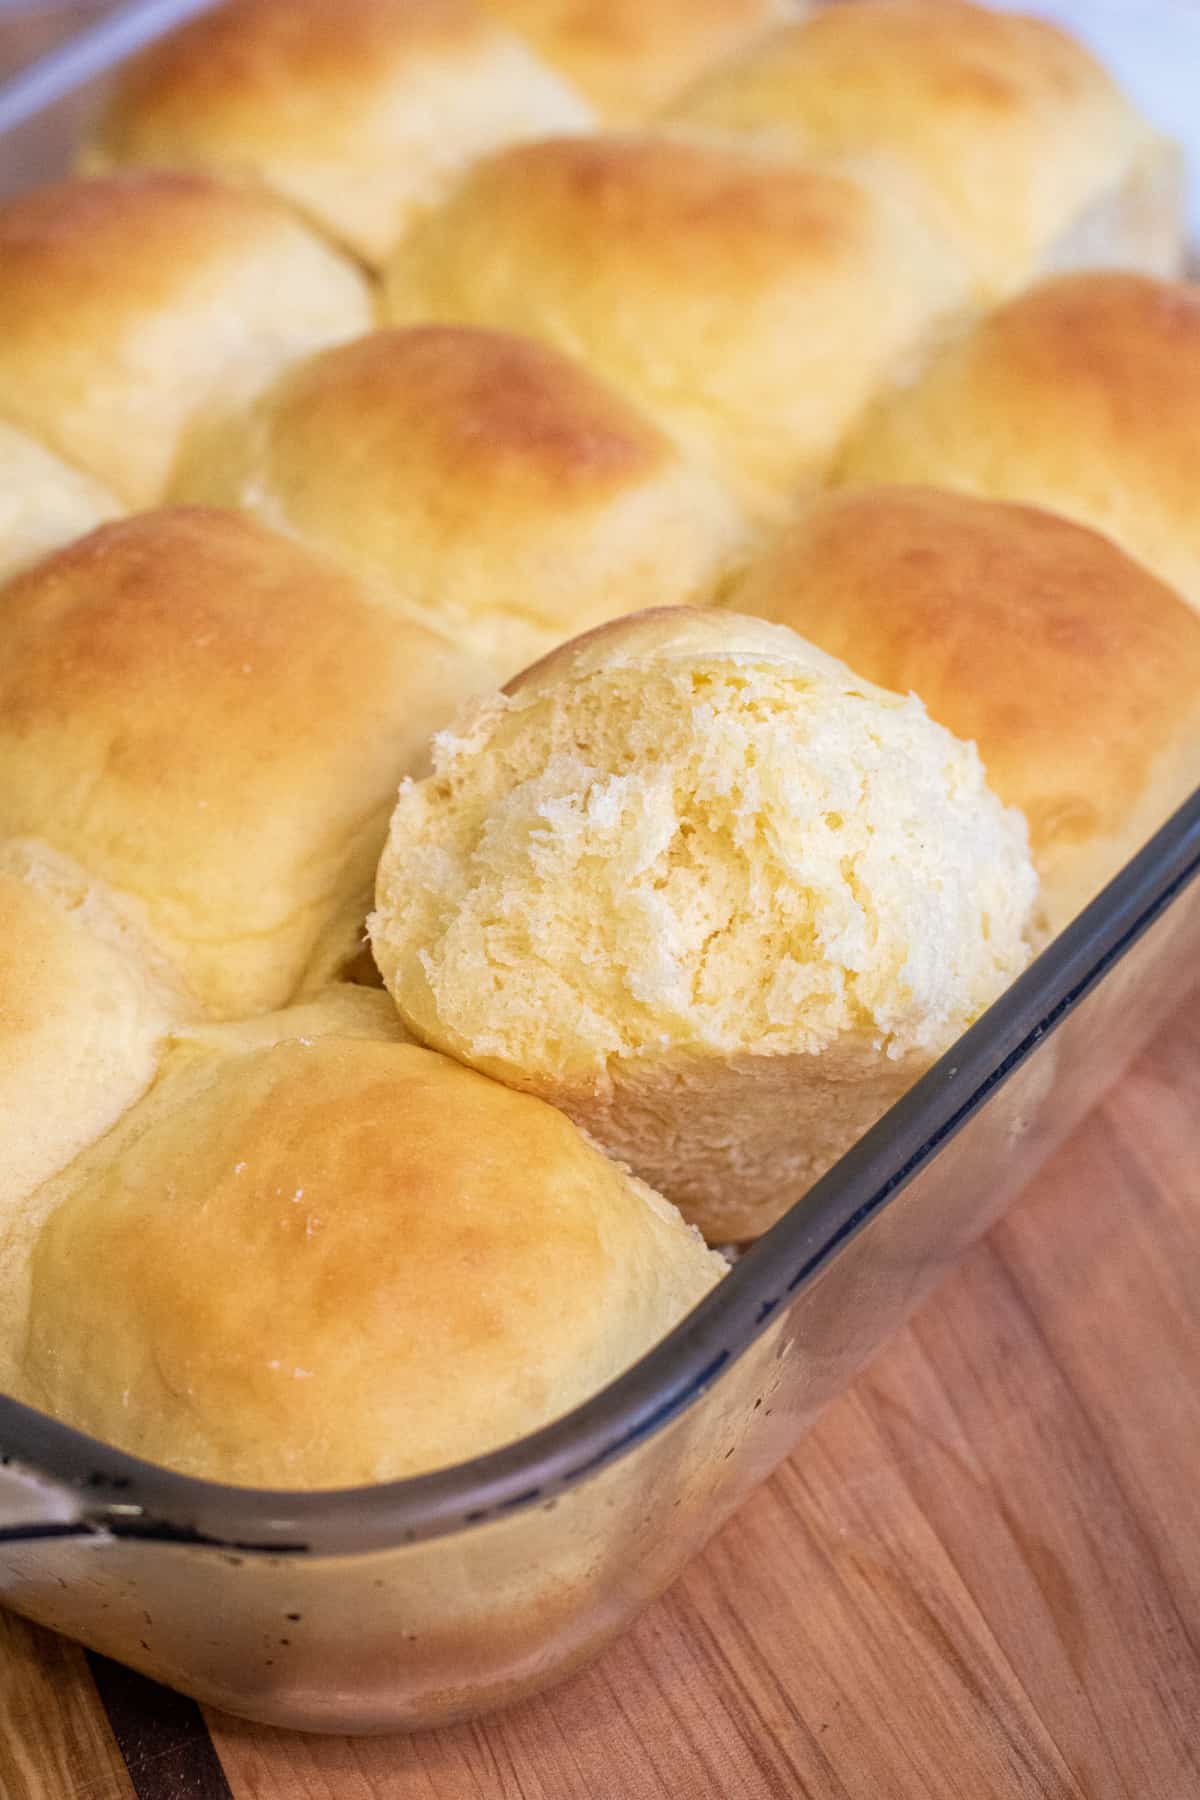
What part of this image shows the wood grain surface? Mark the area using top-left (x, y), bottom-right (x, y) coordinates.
top-left (0, 1616), bottom-right (133, 1800)
top-left (2, 999), bottom-right (1196, 1800)
top-left (1, 9), bottom-right (1198, 1797)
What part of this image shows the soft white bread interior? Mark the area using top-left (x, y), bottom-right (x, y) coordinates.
top-left (0, 509), bottom-right (487, 1019)
top-left (838, 273), bottom-right (1200, 616)
top-left (384, 133), bottom-right (970, 514)
top-left (17, 999), bottom-right (725, 1486)
top-left (370, 608), bottom-right (1038, 1240)
top-left (479, 0), bottom-right (794, 123)
top-left (668, 0), bottom-right (1184, 299)
top-left (730, 485), bottom-right (1200, 932)
top-left (176, 325), bottom-right (755, 673)
top-left (0, 422), bottom-right (122, 586)
top-left (0, 172), bottom-right (372, 506)
top-left (79, 0), bottom-right (592, 267)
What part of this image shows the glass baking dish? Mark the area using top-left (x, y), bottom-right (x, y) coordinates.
top-left (1, 0), bottom-right (1198, 1735)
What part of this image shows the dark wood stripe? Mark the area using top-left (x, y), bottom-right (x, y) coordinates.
top-left (86, 1653), bottom-right (234, 1800)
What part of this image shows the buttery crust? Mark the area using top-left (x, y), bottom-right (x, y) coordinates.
top-left (80, 0), bottom-right (591, 266)
top-left (730, 485), bottom-right (1200, 931)
top-left (0, 172), bottom-right (371, 505)
top-left (384, 133), bottom-right (970, 513)
top-left (839, 273), bottom-right (1200, 615)
top-left (176, 325), bottom-right (754, 673)
top-left (0, 844), bottom-right (176, 1220)
top-left (0, 843), bottom-right (180, 1395)
top-left (0, 509), bottom-right (486, 1018)
top-left (0, 421), bottom-right (122, 585)
top-left (669, 0), bottom-right (1184, 298)
top-left (19, 1005), bottom-right (725, 1486)
top-left (480, 0), bottom-right (793, 122)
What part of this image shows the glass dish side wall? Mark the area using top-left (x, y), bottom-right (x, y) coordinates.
top-left (2, 865), bottom-right (1196, 1733)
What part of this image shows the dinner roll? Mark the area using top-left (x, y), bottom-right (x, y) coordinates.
top-left (0, 509), bottom-right (486, 1019)
top-left (177, 326), bottom-right (754, 672)
top-left (19, 1003), bottom-right (725, 1486)
top-left (480, 0), bottom-right (793, 123)
top-left (0, 842), bottom-right (176, 1393)
top-left (0, 841), bottom-right (175, 1220)
top-left (668, 0), bottom-right (1183, 299)
top-left (370, 609), bottom-right (1037, 1241)
top-left (1, 972), bottom-right (396, 1399)
top-left (384, 135), bottom-right (970, 513)
top-left (0, 173), bottom-right (372, 506)
top-left (0, 422), bottom-right (122, 586)
top-left (730, 486), bottom-right (1200, 932)
top-left (839, 273), bottom-right (1200, 614)
top-left (80, 0), bottom-right (591, 268)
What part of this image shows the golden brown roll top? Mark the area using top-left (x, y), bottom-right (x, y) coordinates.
top-left (18, 1000), bottom-right (725, 1487)
top-left (384, 133), bottom-right (971, 513)
top-left (0, 172), bottom-right (372, 506)
top-left (80, 0), bottom-right (592, 267)
top-left (668, 0), bottom-right (1183, 299)
top-left (0, 509), bottom-right (487, 1019)
top-left (839, 273), bottom-right (1200, 616)
top-left (176, 325), bottom-right (755, 673)
top-left (730, 486), bottom-right (1200, 931)
top-left (370, 608), bottom-right (1038, 1241)
top-left (480, 0), bottom-right (793, 123)
top-left (0, 422), bottom-right (123, 586)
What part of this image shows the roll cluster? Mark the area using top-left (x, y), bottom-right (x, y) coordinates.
top-left (0, 0), bottom-right (1195, 1489)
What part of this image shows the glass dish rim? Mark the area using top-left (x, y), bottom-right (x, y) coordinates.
top-left (0, 0), bottom-right (1197, 1563)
